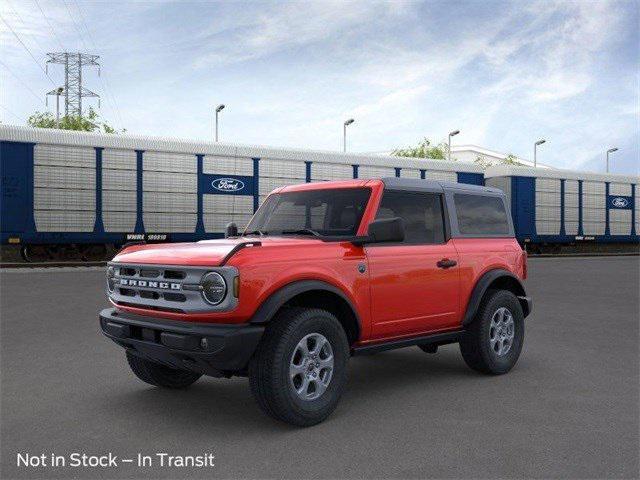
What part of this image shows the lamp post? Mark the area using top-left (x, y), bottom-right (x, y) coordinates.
top-left (46, 87), bottom-right (65, 128)
top-left (215, 104), bottom-right (225, 142)
top-left (606, 147), bottom-right (618, 173)
top-left (534, 139), bottom-right (546, 167)
top-left (343, 118), bottom-right (354, 152)
top-left (448, 130), bottom-right (460, 161)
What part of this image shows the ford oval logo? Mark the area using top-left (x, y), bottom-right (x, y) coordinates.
top-left (212, 178), bottom-right (244, 192)
top-left (612, 197), bottom-right (629, 208)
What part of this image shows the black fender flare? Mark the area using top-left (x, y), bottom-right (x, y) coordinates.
top-left (462, 269), bottom-right (531, 325)
top-left (249, 280), bottom-right (362, 337)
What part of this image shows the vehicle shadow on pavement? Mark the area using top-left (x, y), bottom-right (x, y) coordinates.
top-left (100, 345), bottom-right (484, 430)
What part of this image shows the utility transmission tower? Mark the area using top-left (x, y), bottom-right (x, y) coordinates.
top-left (46, 53), bottom-right (100, 117)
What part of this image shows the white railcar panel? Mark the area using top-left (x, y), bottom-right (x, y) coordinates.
top-left (143, 171), bottom-right (197, 193)
top-left (425, 170), bottom-right (457, 182)
top-left (34, 165), bottom-right (95, 190)
top-left (103, 212), bottom-right (136, 232)
top-left (203, 195), bottom-right (254, 215)
top-left (143, 213), bottom-right (197, 232)
top-left (485, 177), bottom-right (511, 203)
top-left (536, 220), bottom-right (560, 235)
top-left (260, 158), bottom-right (306, 179)
top-left (565, 180), bottom-right (579, 193)
top-left (259, 177), bottom-right (304, 197)
top-left (204, 214), bottom-right (254, 233)
top-left (358, 166), bottom-right (396, 179)
top-left (35, 210), bottom-right (95, 232)
top-left (609, 183), bottom-right (631, 196)
top-left (204, 156), bottom-right (253, 176)
top-left (34, 188), bottom-right (95, 211)
top-left (144, 192), bottom-right (197, 213)
top-left (609, 210), bottom-right (631, 235)
top-left (103, 168), bottom-right (136, 191)
top-left (311, 162), bottom-right (353, 181)
top-left (103, 191), bottom-right (136, 211)
top-left (34, 144), bottom-right (94, 168)
top-left (535, 178), bottom-right (560, 192)
top-left (400, 168), bottom-right (421, 179)
top-left (565, 222), bottom-right (579, 235)
top-left (564, 206), bottom-right (579, 235)
top-left (143, 151), bottom-right (196, 173)
top-left (103, 149), bottom-right (136, 170)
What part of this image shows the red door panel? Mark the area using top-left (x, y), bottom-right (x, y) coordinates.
top-left (366, 240), bottom-right (460, 340)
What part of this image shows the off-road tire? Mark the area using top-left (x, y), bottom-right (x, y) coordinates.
top-left (126, 351), bottom-right (202, 388)
top-left (248, 307), bottom-right (350, 427)
top-left (459, 289), bottom-right (524, 375)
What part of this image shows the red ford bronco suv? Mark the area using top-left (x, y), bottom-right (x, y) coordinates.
top-left (99, 178), bottom-right (531, 426)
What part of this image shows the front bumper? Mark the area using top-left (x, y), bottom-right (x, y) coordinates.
top-left (99, 308), bottom-right (264, 376)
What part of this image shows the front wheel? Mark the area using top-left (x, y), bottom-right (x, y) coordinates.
top-left (459, 289), bottom-right (525, 375)
top-left (248, 307), bottom-right (350, 427)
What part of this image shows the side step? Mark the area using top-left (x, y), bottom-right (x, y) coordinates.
top-left (352, 330), bottom-right (464, 356)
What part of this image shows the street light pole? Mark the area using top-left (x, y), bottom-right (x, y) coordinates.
top-left (534, 139), bottom-right (546, 167)
top-left (55, 87), bottom-right (63, 128)
top-left (215, 104), bottom-right (225, 142)
top-left (343, 118), bottom-right (354, 152)
top-left (606, 147), bottom-right (618, 173)
top-left (448, 130), bottom-right (460, 161)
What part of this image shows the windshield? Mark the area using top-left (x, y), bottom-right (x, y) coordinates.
top-left (245, 188), bottom-right (371, 237)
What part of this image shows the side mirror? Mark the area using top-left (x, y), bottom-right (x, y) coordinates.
top-left (225, 222), bottom-right (238, 238)
top-left (352, 217), bottom-right (405, 245)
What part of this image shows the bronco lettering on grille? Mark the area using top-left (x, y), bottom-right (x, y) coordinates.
top-left (119, 278), bottom-right (181, 290)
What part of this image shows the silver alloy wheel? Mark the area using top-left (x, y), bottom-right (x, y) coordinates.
top-left (289, 333), bottom-right (334, 401)
top-left (489, 307), bottom-right (515, 357)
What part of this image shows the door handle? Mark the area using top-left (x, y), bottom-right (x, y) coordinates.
top-left (437, 258), bottom-right (457, 269)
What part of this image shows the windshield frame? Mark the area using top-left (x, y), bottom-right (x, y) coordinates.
top-left (244, 187), bottom-right (372, 240)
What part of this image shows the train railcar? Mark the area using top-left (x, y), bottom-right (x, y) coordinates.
top-left (485, 165), bottom-right (639, 253)
top-left (0, 125), bottom-right (484, 261)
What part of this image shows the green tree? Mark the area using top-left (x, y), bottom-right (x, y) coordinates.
top-left (474, 153), bottom-right (523, 169)
top-left (392, 138), bottom-right (449, 160)
top-left (27, 107), bottom-right (124, 134)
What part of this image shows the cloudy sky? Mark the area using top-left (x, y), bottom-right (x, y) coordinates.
top-left (1, 0), bottom-right (638, 174)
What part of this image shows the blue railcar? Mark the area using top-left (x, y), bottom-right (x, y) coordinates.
top-left (1, 125), bottom-right (484, 260)
top-left (485, 165), bottom-right (639, 251)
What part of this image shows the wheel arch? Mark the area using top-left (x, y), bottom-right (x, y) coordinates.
top-left (462, 269), bottom-right (531, 326)
top-left (250, 280), bottom-right (361, 345)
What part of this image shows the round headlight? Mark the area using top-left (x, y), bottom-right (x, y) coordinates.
top-left (201, 272), bottom-right (227, 305)
top-left (106, 266), bottom-right (116, 292)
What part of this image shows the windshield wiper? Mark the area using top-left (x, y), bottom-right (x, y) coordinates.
top-left (243, 230), bottom-right (267, 236)
top-left (280, 228), bottom-right (322, 237)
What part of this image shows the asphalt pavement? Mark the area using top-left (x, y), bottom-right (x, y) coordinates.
top-left (1, 257), bottom-right (638, 479)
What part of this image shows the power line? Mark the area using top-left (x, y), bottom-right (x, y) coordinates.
top-left (0, 13), bottom-right (56, 86)
top-left (33, 0), bottom-right (67, 52)
top-left (69, 0), bottom-right (126, 129)
top-left (5, 0), bottom-right (52, 56)
top-left (0, 59), bottom-right (47, 104)
top-left (0, 104), bottom-right (24, 122)
top-left (60, 0), bottom-right (91, 51)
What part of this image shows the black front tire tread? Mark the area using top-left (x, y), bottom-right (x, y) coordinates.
top-left (249, 307), bottom-right (349, 427)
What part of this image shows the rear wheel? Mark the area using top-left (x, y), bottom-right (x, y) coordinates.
top-left (126, 352), bottom-right (202, 388)
top-left (459, 289), bottom-right (524, 374)
top-left (248, 307), bottom-right (350, 427)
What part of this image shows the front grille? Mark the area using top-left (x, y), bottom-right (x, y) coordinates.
top-left (108, 262), bottom-right (238, 313)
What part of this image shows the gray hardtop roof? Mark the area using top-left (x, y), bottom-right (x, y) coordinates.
top-left (381, 177), bottom-right (503, 195)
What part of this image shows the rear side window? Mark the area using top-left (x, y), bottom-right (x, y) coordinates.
top-left (375, 191), bottom-right (445, 244)
top-left (454, 194), bottom-right (510, 235)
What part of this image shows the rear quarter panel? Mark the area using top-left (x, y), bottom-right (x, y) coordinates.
top-left (452, 238), bottom-right (525, 320)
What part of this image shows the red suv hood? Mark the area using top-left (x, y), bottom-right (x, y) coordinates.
top-left (112, 236), bottom-right (324, 266)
